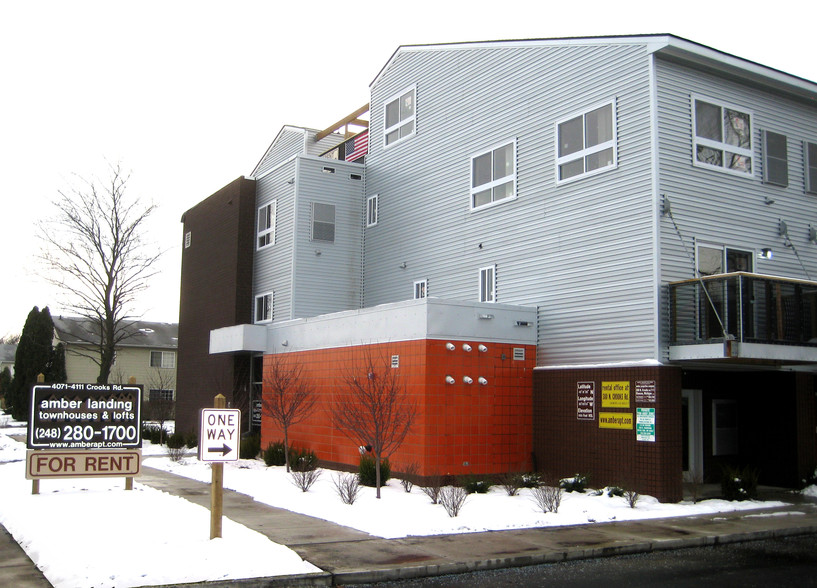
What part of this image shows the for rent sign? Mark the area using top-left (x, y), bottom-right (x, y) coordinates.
top-left (26, 450), bottom-right (142, 479)
top-left (28, 384), bottom-right (142, 450)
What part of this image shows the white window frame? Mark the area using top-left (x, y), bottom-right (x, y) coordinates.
top-left (692, 95), bottom-right (754, 177)
top-left (257, 200), bottom-right (276, 250)
top-left (149, 350), bottom-right (176, 369)
top-left (367, 194), bottom-right (379, 227)
top-left (311, 202), bottom-right (335, 243)
top-left (383, 84), bottom-right (416, 149)
top-left (470, 139), bottom-right (517, 210)
top-left (479, 265), bottom-right (496, 303)
top-left (413, 279), bottom-right (427, 300)
top-left (555, 100), bottom-right (617, 184)
top-left (806, 141), bottom-right (817, 195)
top-left (184, 231), bottom-right (191, 249)
top-left (255, 292), bottom-right (273, 323)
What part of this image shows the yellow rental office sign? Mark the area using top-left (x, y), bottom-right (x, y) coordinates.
top-left (601, 381), bottom-right (630, 408)
top-left (599, 412), bottom-right (634, 429)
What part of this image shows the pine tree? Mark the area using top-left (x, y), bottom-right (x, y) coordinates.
top-left (8, 307), bottom-right (55, 421)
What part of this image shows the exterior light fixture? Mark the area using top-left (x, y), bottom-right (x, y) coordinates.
top-left (399, 262), bottom-right (407, 269)
top-left (477, 313), bottom-right (494, 319)
top-left (446, 342), bottom-right (455, 351)
top-left (478, 377), bottom-right (488, 385)
top-left (759, 248), bottom-right (773, 260)
top-left (462, 343), bottom-right (472, 352)
top-left (463, 376), bottom-right (473, 384)
top-left (445, 375), bottom-right (455, 384)
top-left (478, 344), bottom-right (488, 352)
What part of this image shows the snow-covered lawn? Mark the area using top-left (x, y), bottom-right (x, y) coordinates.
top-left (0, 419), bottom-right (807, 588)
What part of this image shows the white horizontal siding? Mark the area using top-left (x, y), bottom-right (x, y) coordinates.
top-left (365, 42), bottom-right (658, 366)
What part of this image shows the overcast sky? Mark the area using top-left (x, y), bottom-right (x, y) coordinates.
top-left (1, 0), bottom-right (814, 337)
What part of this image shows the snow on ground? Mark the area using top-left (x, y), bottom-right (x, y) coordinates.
top-left (0, 417), bottom-right (811, 587)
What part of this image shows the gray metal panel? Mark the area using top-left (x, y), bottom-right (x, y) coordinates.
top-left (365, 41), bottom-right (658, 366)
top-left (655, 57), bottom-right (817, 357)
top-left (291, 156), bottom-right (365, 318)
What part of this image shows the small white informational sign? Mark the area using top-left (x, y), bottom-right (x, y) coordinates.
top-left (198, 409), bottom-right (241, 462)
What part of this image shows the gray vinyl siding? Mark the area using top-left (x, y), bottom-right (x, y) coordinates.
top-left (253, 159), bottom-right (297, 321)
top-left (655, 57), bottom-right (817, 355)
top-left (365, 42), bottom-right (658, 366)
top-left (254, 128), bottom-right (306, 177)
top-left (305, 130), bottom-right (345, 157)
top-left (291, 156), bottom-right (364, 318)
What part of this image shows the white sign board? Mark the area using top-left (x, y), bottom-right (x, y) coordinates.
top-left (198, 409), bottom-right (241, 462)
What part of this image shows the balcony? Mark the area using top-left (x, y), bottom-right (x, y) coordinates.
top-left (669, 272), bottom-right (817, 364)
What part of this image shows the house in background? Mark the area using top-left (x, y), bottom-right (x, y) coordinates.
top-left (52, 317), bottom-right (178, 403)
top-left (0, 344), bottom-right (15, 376)
top-left (178, 34), bottom-right (817, 502)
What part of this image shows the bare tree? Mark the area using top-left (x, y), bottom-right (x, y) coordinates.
top-left (37, 163), bottom-right (163, 383)
top-left (261, 353), bottom-right (317, 472)
top-left (144, 366), bottom-right (177, 445)
top-left (332, 351), bottom-right (417, 499)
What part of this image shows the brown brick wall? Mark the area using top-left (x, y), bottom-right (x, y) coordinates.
top-left (533, 365), bottom-right (682, 502)
top-left (176, 177), bottom-right (256, 435)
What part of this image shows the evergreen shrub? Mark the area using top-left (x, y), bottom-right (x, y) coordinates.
top-left (358, 455), bottom-right (390, 487)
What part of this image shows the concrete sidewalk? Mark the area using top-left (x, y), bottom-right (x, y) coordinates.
top-left (138, 467), bottom-right (817, 587)
top-left (4, 465), bottom-right (817, 587)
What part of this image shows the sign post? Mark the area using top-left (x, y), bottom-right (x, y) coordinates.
top-left (198, 395), bottom-right (240, 539)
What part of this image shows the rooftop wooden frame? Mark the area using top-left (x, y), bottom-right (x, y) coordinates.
top-left (316, 104), bottom-right (369, 141)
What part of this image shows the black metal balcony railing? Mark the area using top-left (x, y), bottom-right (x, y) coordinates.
top-left (670, 272), bottom-right (817, 346)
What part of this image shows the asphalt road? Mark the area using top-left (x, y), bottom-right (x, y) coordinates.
top-left (352, 533), bottom-right (817, 588)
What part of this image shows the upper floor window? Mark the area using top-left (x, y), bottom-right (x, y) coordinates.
top-left (762, 130), bottom-right (788, 187)
top-left (311, 202), bottom-right (335, 242)
top-left (367, 194), bottom-right (379, 227)
top-left (479, 265), bottom-right (496, 303)
top-left (556, 101), bottom-right (616, 182)
top-left (150, 351), bottom-right (176, 369)
top-left (384, 86), bottom-right (415, 148)
top-left (693, 97), bottom-right (753, 176)
top-left (184, 231), bottom-right (191, 249)
top-left (255, 292), bottom-right (273, 323)
top-left (806, 141), bottom-right (817, 195)
top-left (257, 201), bottom-right (276, 249)
top-left (471, 140), bottom-right (516, 209)
top-left (414, 279), bottom-right (427, 300)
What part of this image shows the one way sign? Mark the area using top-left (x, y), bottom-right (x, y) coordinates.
top-left (198, 408), bottom-right (241, 462)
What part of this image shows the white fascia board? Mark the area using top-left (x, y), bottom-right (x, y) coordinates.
top-left (209, 324), bottom-right (267, 354)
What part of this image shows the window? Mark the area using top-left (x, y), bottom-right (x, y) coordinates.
top-left (693, 98), bottom-right (753, 175)
top-left (150, 351), bottom-right (176, 369)
top-left (255, 292), bottom-right (273, 323)
top-left (257, 201), bottom-right (276, 249)
top-left (184, 231), bottom-right (191, 249)
top-left (149, 389), bottom-right (174, 402)
top-left (479, 265), bottom-right (496, 303)
top-left (556, 101), bottom-right (616, 182)
top-left (414, 279), bottom-right (427, 299)
top-left (312, 203), bottom-right (335, 242)
top-left (367, 194), bottom-right (378, 227)
top-left (806, 141), bottom-right (817, 195)
top-left (712, 399), bottom-right (738, 456)
top-left (384, 85), bottom-right (415, 147)
top-left (471, 140), bottom-right (516, 209)
top-left (762, 131), bottom-right (788, 186)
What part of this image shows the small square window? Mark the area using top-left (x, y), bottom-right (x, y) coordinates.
top-left (367, 194), bottom-right (379, 227)
top-left (312, 203), bottom-right (335, 242)
top-left (384, 86), bottom-right (416, 148)
top-left (479, 265), bottom-right (495, 303)
top-left (255, 292), bottom-right (273, 323)
top-left (414, 279), bottom-right (427, 300)
top-left (150, 351), bottom-right (176, 369)
top-left (257, 201), bottom-right (276, 249)
top-left (762, 130), bottom-right (788, 187)
top-left (184, 231), bottom-right (191, 249)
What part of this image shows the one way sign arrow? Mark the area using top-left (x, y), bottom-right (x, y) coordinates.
top-left (208, 443), bottom-right (233, 456)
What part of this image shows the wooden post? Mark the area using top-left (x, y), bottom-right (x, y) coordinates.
top-left (125, 477), bottom-right (133, 491)
top-left (210, 394), bottom-right (226, 539)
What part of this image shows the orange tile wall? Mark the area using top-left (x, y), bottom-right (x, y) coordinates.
top-left (260, 339), bottom-right (535, 478)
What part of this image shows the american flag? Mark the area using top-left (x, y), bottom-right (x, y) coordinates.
top-left (345, 130), bottom-right (368, 162)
